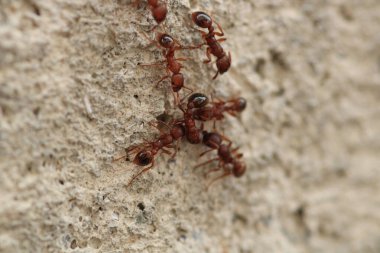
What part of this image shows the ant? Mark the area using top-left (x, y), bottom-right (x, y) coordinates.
top-left (195, 131), bottom-right (246, 189)
top-left (192, 97), bottom-right (247, 127)
top-left (138, 33), bottom-right (194, 104)
top-left (115, 121), bottom-right (185, 187)
top-left (133, 0), bottom-right (167, 31)
top-left (191, 11), bottom-right (231, 79)
top-left (178, 93), bottom-right (209, 144)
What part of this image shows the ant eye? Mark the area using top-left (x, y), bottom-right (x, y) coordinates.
top-left (188, 93), bottom-right (209, 108)
top-left (192, 12), bottom-right (212, 28)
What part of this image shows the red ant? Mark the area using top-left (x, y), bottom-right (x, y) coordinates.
top-left (195, 131), bottom-right (246, 189)
top-left (178, 93), bottom-right (209, 144)
top-left (138, 33), bottom-right (193, 104)
top-left (191, 11), bottom-right (231, 79)
top-left (192, 97), bottom-right (247, 127)
top-left (115, 121), bottom-right (185, 187)
top-left (133, 0), bottom-right (167, 31)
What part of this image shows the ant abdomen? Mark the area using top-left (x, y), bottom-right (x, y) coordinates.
top-left (152, 5), bottom-right (166, 23)
top-left (202, 132), bottom-right (222, 149)
top-left (171, 73), bottom-right (184, 92)
top-left (232, 161), bottom-right (246, 177)
top-left (216, 54), bottom-right (231, 74)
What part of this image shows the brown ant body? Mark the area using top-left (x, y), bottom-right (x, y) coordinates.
top-left (115, 94), bottom-right (247, 188)
top-left (133, 0), bottom-right (167, 31)
top-left (139, 33), bottom-right (193, 104)
top-left (191, 11), bottom-right (231, 79)
top-left (117, 121), bottom-right (185, 187)
top-left (195, 131), bottom-right (246, 188)
top-left (192, 97), bottom-right (246, 125)
top-left (178, 93), bottom-right (209, 144)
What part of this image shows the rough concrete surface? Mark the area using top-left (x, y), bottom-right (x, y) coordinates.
top-left (1, 0), bottom-right (380, 252)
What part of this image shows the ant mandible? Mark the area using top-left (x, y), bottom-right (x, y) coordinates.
top-left (191, 11), bottom-right (231, 79)
top-left (133, 0), bottom-right (168, 31)
top-left (138, 33), bottom-right (193, 104)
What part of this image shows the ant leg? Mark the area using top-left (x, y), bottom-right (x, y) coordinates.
top-left (212, 120), bottom-right (217, 130)
top-left (136, 29), bottom-right (162, 49)
top-left (219, 133), bottom-right (232, 146)
top-left (212, 70), bottom-right (220, 80)
top-left (156, 75), bottom-right (170, 87)
top-left (182, 90), bottom-right (193, 103)
top-left (175, 57), bottom-right (192, 61)
top-left (216, 38), bottom-right (226, 43)
top-left (204, 165), bottom-right (222, 178)
top-left (138, 61), bottom-right (166, 67)
top-left (181, 85), bottom-right (193, 99)
top-left (113, 154), bottom-right (127, 162)
top-left (203, 47), bottom-right (212, 64)
top-left (231, 147), bottom-right (240, 154)
top-left (171, 140), bottom-right (181, 159)
top-left (125, 145), bottom-right (143, 155)
top-left (149, 24), bottom-right (159, 32)
top-left (194, 157), bottom-right (219, 170)
top-left (156, 120), bottom-right (173, 131)
top-left (148, 121), bottom-right (169, 134)
top-left (179, 89), bottom-right (194, 104)
top-left (227, 111), bottom-right (238, 117)
top-left (214, 20), bottom-right (225, 37)
top-left (182, 85), bottom-right (193, 92)
top-left (199, 148), bottom-right (215, 157)
top-left (173, 92), bottom-right (180, 106)
top-left (126, 160), bottom-right (155, 188)
top-left (206, 171), bottom-right (231, 190)
top-left (192, 28), bottom-right (208, 38)
top-left (161, 148), bottom-right (172, 156)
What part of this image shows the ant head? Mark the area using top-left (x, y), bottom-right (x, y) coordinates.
top-left (157, 33), bottom-right (175, 48)
top-left (133, 150), bottom-right (153, 166)
top-left (203, 132), bottom-right (222, 149)
top-left (192, 11), bottom-right (212, 28)
top-left (233, 161), bottom-right (246, 177)
top-left (188, 93), bottom-right (209, 108)
top-left (236, 98), bottom-right (247, 112)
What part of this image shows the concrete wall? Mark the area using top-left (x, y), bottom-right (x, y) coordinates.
top-left (0, 0), bottom-right (379, 252)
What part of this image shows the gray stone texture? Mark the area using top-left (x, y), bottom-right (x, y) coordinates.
top-left (0, 0), bottom-right (380, 252)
